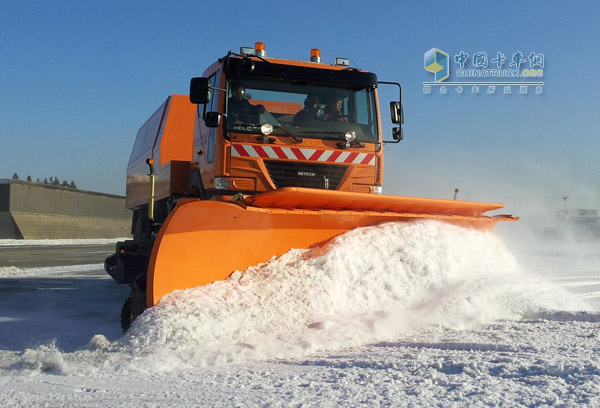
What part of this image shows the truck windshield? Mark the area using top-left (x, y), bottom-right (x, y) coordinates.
top-left (226, 79), bottom-right (379, 143)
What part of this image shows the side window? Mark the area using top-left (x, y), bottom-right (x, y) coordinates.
top-left (355, 89), bottom-right (369, 125)
top-left (206, 71), bottom-right (220, 163)
top-left (354, 88), bottom-right (377, 137)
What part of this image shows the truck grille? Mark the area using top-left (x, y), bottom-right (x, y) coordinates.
top-left (265, 161), bottom-right (347, 190)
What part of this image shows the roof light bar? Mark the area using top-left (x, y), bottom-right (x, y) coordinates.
top-left (310, 48), bottom-right (321, 63)
top-left (255, 42), bottom-right (266, 57)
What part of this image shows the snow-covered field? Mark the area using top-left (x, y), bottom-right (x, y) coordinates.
top-left (0, 221), bottom-right (599, 407)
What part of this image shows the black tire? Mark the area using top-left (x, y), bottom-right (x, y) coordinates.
top-left (120, 297), bottom-right (134, 333)
top-left (104, 253), bottom-right (118, 276)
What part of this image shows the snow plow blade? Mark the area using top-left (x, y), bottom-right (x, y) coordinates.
top-left (147, 187), bottom-right (517, 306)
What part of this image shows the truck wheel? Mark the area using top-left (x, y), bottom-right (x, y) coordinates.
top-left (120, 297), bottom-right (134, 333)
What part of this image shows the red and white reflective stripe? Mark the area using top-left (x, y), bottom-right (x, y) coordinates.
top-left (231, 144), bottom-right (376, 165)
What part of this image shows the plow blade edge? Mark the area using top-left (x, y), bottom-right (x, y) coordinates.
top-left (147, 188), bottom-right (516, 306)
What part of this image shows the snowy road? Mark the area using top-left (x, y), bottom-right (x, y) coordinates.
top-left (0, 222), bottom-right (599, 407)
top-left (0, 241), bottom-right (116, 268)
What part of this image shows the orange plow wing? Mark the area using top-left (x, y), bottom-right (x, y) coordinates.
top-left (147, 188), bottom-right (517, 306)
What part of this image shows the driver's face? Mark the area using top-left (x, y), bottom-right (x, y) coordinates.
top-left (233, 87), bottom-right (245, 100)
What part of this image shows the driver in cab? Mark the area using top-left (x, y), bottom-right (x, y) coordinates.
top-left (292, 94), bottom-right (322, 126)
top-left (228, 83), bottom-right (265, 125)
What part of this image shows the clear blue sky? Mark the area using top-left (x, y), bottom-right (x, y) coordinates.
top-left (1, 0), bottom-right (598, 213)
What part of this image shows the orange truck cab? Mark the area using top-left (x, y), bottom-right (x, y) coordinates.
top-left (189, 44), bottom-right (403, 200)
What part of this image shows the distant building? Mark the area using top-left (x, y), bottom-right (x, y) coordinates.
top-left (0, 179), bottom-right (131, 239)
top-left (557, 208), bottom-right (600, 238)
top-left (558, 208), bottom-right (600, 222)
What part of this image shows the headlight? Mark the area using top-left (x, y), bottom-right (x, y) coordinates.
top-left (344, 130), bottom-right (356, 143)
top-left (260, 123), bottom-right (273, 136)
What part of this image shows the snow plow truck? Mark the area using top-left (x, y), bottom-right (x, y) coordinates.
top-left (105, 42), bottom-right (517, 332)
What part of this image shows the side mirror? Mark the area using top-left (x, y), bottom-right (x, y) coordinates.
top-left (205, 111), bottom-right (221, 128)
top-left (379, 81), bottom-right (404, 144)
top-left (190, 77), bottom-right (211, 104)
top-left (390, 102), bottom-right (403, 124)
top-left (392, 127), bottom-right (403, 142)
top-left (388, 102), bottom-right (403, 143)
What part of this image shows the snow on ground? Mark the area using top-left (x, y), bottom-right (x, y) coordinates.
top-left (0, 221), bottom-right (599, 407)
top-left (0, 264), bottom-right (104, 278)
top-left (0, 238), bottom-right (129, 247)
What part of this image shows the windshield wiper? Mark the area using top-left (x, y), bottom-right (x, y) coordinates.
top-left (297, 130), bottom-right (366, 148)
top-left (273, 125), bottom-right (303, 143)
top-left (229, 123), bottom-right (303, 143)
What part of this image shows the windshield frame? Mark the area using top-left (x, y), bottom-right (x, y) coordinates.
top-left (224, 75), bottom-right (380, 143)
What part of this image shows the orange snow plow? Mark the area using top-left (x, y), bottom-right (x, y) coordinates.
top-left (105, 42), bottom-right (517, 332)
top-left (148, 187), bottom-right (515, 306)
